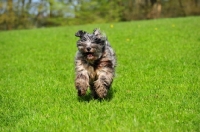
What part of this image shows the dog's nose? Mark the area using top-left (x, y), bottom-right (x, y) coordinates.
top-left (86, 47), bottom-right (91, 51)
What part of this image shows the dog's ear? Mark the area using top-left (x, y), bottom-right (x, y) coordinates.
top-left (93, 28), bottom-right (101, 36)
top-left (93, 28), bottom-right (107, 42)
top-left (75, 30), bottom-right (86, 37)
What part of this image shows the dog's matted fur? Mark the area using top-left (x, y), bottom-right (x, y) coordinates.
top-left (74, 28), bottom-right (116, 99)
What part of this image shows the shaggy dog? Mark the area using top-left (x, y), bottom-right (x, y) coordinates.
top-left (74, 29), bottom-right (116, 98)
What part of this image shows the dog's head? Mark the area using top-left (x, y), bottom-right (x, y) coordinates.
top-left (75, 29), bottom-right (107, 63)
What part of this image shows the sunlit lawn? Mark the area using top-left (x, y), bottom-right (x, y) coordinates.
top-left (0, 16), bottom-right (200, 131)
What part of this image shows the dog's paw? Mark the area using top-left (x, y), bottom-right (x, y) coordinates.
top-left (96, 87), bottom-right (108, 98)
top-left (77, 88), bottom-right (86, 96)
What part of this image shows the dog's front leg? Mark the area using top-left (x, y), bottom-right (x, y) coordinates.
top-left (75, 60), bottom-right (89, 96)
top-left (94, 67), bottom-right (114, 98)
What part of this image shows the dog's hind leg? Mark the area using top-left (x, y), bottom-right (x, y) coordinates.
top-left (89, 84), bottom-right (98, 99)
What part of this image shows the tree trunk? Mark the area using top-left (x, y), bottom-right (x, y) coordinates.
top-left (178, 0), bottom-right (186, 16)
top-left (147, 0), bottom-right (162, 19)
top-left (6, 0), bottom-right (15, 30)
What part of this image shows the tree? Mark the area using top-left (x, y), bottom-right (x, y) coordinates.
top-left (147, 0), bottom-right (162, 19)
top-left (5, 0), bottom-right (16, 30)
top-left (0, 0), bottom-right (200, 30)
top-left (73, 0), bottom-right (124, 25)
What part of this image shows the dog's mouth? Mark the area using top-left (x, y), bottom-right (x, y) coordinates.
top-left (85, 52), bottom-right (94, 60)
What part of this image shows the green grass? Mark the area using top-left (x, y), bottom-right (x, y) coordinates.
top-left (0, 16), bottom-right (200, 131)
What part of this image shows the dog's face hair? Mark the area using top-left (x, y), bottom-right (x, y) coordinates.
top-left (75, 29), bottom-right (106, 63)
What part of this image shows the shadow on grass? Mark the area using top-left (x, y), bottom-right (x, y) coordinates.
top-left (77, 87), bottom-right (116, 102)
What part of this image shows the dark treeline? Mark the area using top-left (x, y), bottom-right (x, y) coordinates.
top-left (0, 0), bottom-right (200, 30)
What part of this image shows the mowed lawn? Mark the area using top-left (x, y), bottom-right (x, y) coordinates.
top-left (0, 17), bottom-right (200, 131)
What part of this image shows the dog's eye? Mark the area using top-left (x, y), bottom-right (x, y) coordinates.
top-left (94, 38), bottom-right (102, 44)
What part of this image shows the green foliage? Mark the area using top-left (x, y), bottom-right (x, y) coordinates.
top-left (73, 0), bottom-right (124, 24)
top-left (0, 17), bottom-right (200, 131)
top-left (1, 0), bottom-right (200, 30)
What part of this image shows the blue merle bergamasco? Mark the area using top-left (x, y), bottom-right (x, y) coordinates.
top-left (74, 28), bottom-right (116, 99)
